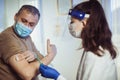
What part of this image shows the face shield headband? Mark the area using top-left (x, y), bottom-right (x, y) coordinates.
top-left (68, 9), bottom-right (90, 20)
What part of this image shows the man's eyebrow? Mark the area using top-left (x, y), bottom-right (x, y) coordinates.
top-left (21, 18), bottom-right (35, 25)
top-left (30, 22), bottom-right (35, 25)
top-left (21, 18), bottom-right (28, 22)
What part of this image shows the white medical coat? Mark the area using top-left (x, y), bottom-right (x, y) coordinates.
top-left (76, 50), bottom-right (118, 80)
top-left (57, 49), bottom-right (118, 80)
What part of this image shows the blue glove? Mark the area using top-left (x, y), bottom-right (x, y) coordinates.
top-left (39, 63), bottom-right (60, 80)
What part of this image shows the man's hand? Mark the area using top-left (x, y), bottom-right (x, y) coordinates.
top-left (23, 51), bottom-right (36, 62)
top-left (47, 39), bottom-right (57, 57)
top-left (15, 51), bottom-right (36, 62)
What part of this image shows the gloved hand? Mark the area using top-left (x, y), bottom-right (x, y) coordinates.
top-left (39, 63), bottom-right (60, 80)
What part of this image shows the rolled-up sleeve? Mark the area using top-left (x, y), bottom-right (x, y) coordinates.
top-left (0, 33), bottom-right (24, 64)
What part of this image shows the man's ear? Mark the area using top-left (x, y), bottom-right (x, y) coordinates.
top-left (14, 13), bottom-right (18, 21)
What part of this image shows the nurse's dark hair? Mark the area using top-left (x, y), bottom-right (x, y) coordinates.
top-left (73, 0), bottom-right (117, 59)
top-left (16, 5), bottom-right (40, 19)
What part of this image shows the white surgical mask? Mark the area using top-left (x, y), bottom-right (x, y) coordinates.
top-left (69, 23), bottom-right (82, 38)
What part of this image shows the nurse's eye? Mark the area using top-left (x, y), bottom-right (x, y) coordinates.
top-left (70, 21), bottom-right (74, 24)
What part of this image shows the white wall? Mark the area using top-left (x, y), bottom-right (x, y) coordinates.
top-left (111, 0), bottom-right (120, 79)
top-left (41, 0), bottom-right (82, 80)
top-left (4, 0), bottom-right (19, 28)
top-left (0, 0), bottom-right (5, 32)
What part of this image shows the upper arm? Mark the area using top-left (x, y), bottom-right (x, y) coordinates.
top-left (8, 54), bottom-right (38, 80)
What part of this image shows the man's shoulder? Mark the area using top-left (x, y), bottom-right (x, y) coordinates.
top-left (0, 26), bottom-right (13, 35)
top-left (1, 26), bottom-right (11, 32)
top-left (0, 26), bottom-right (15, 39)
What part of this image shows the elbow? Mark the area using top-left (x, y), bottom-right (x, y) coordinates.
top-left (21, 64), bottom-right (39, 80)
top-left (21, 72), bottom-right (33, 80)
top-left (20, 70), bottom-right (35, 80)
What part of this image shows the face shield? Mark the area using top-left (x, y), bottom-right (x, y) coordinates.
top-left (68, 9), bottom-right (90, 20)
top-left (66, 9), bottom-right (90, 38)
top-left (66, 9), bottom-right (90, 28)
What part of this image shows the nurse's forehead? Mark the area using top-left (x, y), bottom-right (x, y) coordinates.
top-left (71, 17), bottom-right (78, 21)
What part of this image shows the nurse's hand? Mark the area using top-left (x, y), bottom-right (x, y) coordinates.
top-left (39, 63), bottom-right (60, 80)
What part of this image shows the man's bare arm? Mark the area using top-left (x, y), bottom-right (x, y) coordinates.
top-left (8, 54), bottom-right (40, 80)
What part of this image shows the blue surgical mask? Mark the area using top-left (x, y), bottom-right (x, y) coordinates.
top-left (14, 22), bottom-right (32, 38)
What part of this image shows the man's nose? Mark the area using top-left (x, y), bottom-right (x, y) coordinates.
top-left (24, 23), bottom-right (30, 27)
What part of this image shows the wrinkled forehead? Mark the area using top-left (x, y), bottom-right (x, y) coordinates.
top-left (17, 10), bottom-right (39, 23)
top-left (19, 10), bottom-right (39, 20)
top-left (19, 10), bottom-right (39, 18)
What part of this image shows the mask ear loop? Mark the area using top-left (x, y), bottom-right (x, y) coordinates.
top-left (81, 21), bottom-right (86, 27)
top-left (81, 14), bottom-right (90, 27)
